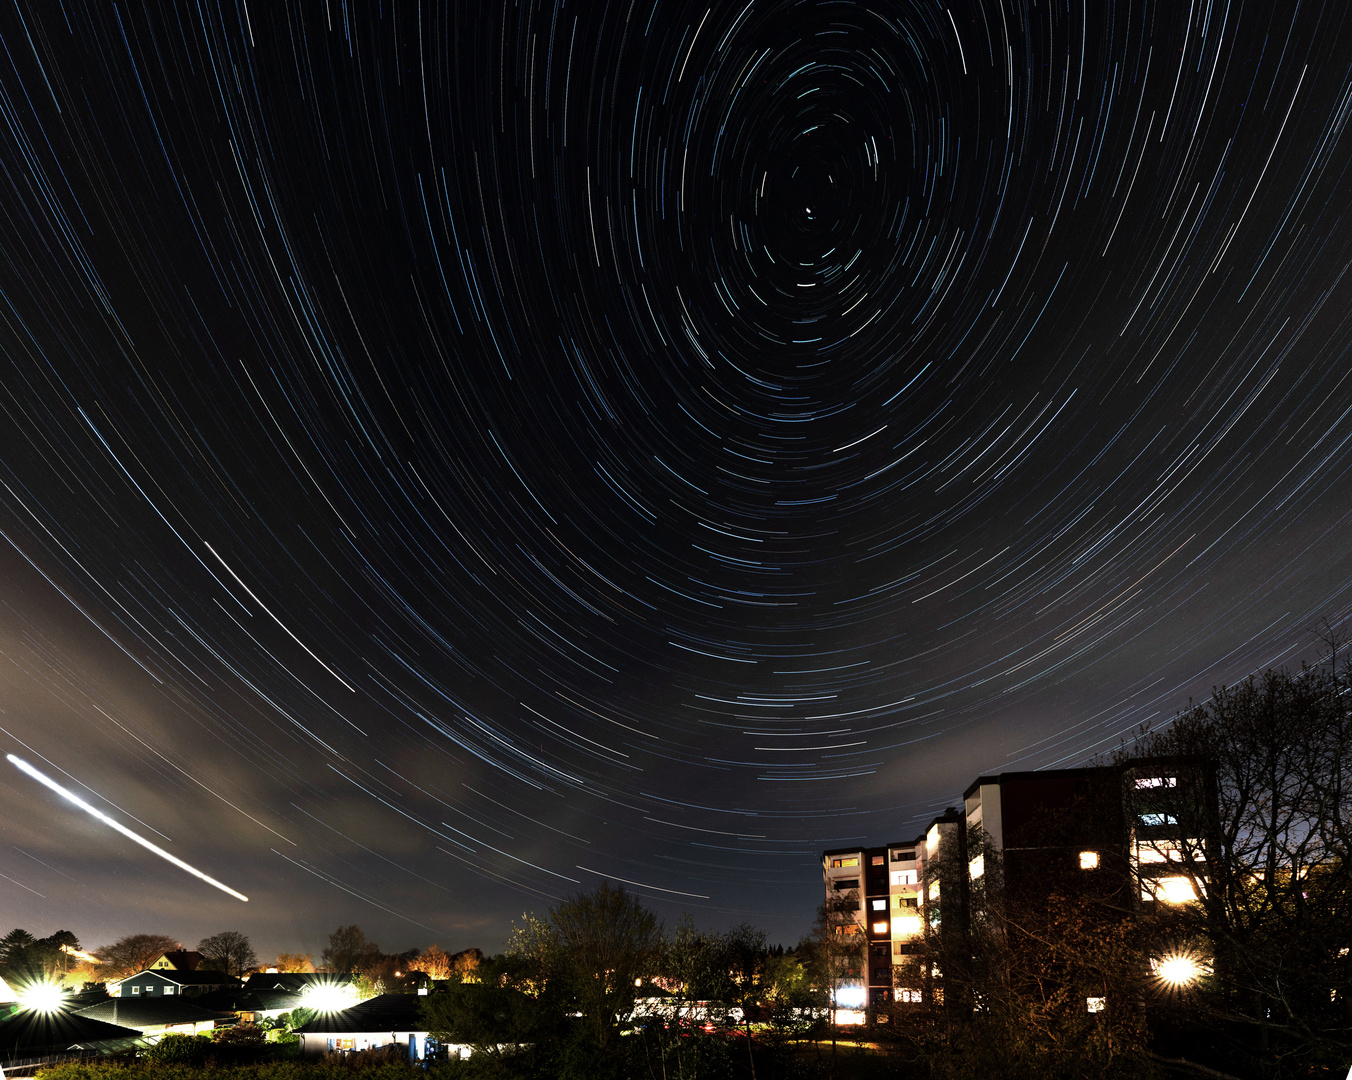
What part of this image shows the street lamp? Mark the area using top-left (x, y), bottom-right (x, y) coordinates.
top-left (1155, 953), bottom-right (1204, 988)
top-left (16, 980), bottom-right (67, 1014)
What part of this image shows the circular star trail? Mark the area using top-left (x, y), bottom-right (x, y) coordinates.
top-left (2, 0), bottom-right (1352, 952)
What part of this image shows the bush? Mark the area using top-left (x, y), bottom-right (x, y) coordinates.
top-left (141, 1034), bottom-right (213, 1066)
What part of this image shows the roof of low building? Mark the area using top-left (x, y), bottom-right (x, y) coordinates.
top-left (295, 993), bottom-right (427, 1034)
top-left (74, 998), bottom-right (237, 1031)
top-left (243, 972), bottom-right (351, 992)
top-left (0, 1005), bottom-right (142, 1057)
top-left (150, 950), bottom-right (205, 971)
top-left (115, 969), bottom-right (238, 987)
top-left (195, 988), bottom-right (304, 1013)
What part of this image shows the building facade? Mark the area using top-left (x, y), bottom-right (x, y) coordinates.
top-left (822, 759), bottom-right (1209, 1014)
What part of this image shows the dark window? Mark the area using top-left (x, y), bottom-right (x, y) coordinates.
top-left (833, 878), bottom-right (859, 890)
top-left (893, 850), bottom-right (915, 862)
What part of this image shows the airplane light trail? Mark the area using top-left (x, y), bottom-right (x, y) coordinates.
top-left (6, 754), bottom-right (249, 902)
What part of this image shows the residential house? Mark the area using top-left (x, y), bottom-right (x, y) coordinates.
top-left (111, 969), bottom-right (237, 1000)
top-left (296, 992), bottom-right (461, 1060)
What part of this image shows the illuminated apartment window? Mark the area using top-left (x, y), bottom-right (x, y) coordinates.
top-left (1086, 997), bottom-right (1106, 1013)
top-left (1134, 776), bottom-right (1176, 789)
top-left (969, 855), bottom-right (985, 880)
top-left (871, 921), bottom-right (889, 934)
top-left (891, 915), bottom-right (923, 939)
top-left (871, 898), bottom-right (887, 911)
top-left (899, 988), bottom-right (923, 1003)
top-left (831, 857), bottom-right (860, 869)
top-left (1139, 813), bottom-right (1179, 826)
top-left (1145, 875), bottom-right (1200, 903)
top-left (1080, 851), bottom-right (1099, 870)
top-left (871, 854), bottom-right (885, 866)
top-left (891, 869), bottom-right (918, 886)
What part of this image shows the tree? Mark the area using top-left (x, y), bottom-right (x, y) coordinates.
top-left (720, 923), bottom-right (769, 1080)
top-left (419, 967), bottom-right (550, 1063)
top-left (92, 933), bottom-right (180, 978)
top-left (808, 888), bottom-right (865, 1024)
top-left (547, 882), bottom-right (662, 1054)
top-left (912, 828), bottom-right (1157, 1080)
top-left (1120, 652), bottom-right (1352, 1077)
top-left (198, 931), bottom-right (258, 976)
top-left (321, 925), bottom-right (377, 974)
top-left (273, 952), bottom-right (314, 973)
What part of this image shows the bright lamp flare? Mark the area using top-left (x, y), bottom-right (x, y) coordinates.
top-left (1156, 954), bottom-right (1203, 987)
top-left (17, 981), bottom-right (67, 1013)
top-left (302, 983), bottom-right (358, 1012)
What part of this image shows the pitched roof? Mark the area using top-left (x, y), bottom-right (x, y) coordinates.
top-left (74, 998), bottom-right (237, 1032)
top-left (150, 951), bottom-right (205, 971)
top-left (115, 969), bottom-right (237, 987)
top-left (0, 1005), bottom-right (141, 1057)
top-left (295, 994), bottom-right (426, 1034)
top-left (194, 988), bottom-right (303, 1013)
top-left (243, 973), bottom-right (351, 992)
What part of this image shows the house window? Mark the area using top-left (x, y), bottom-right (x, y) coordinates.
top-left (969, 855), bottom-right (985, 880)
top-left (871, 855), bottom-right (885, 866)
top-left (833, 878), bottom-right (859, 891)
top-left (1080, 851), bottom-right (1099, 870)
top-left (164, 986), bottom-right (175, 995)
top-left (1139, 813), bottom-right (1178, 826)
top-left (871, 898), bottom-right (886, 911)
top-left (892, 850), bottom-right (915, 862)
top-left (831, 857), bottom-right (859, 869)
top-left (1134, 776), bottom-right (1176, 789)
top-left (899, 988), bottom-right (923, 1003)
top-left (871, 921), bottom-right (888, 934)
top-left (1087, 997), bottom-right (1106, 1013)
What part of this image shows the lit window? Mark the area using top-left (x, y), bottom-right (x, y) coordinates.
top-left (163, 986), bottom-right (175, 995)
top-left (1139, 813), bottom-right (1178, 826)
top-left (1134, 776), bottom-right (1176, 789)
top-left (1146, 876), bottom-right (1199, 903)
top-left (1086, 997), bottom-right (1106, 1013)
top-left (871, 898), bottom-right (886, 911)
top-left (872, 921), bottom-right (889, 934)
top-left (831, 857), bottom-right (859, 869)
top-left (132, 987), bottom-right (140, 995)
top-left (1080, 851), bottom-right (1099, 870)
top-left (871, 855), bottom-right (885, 866)
top-left (892, 915), bottom-right (923, 939)
top-left (891, 869), bottom-right (918, 886)
top-left (899, 988), bottom-right (923, 1003)
top-left (969, 855), bottom-right (984, 880)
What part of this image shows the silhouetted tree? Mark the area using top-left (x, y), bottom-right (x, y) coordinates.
top-left (92, 933), bottom-right (180, 978)
top-left (198, 930), bottom-right (258, 976)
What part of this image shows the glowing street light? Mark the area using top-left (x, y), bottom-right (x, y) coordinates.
top-left (16, 980), bottom-right (67, 1014)
top-left (1155, 953), bottom-right (1204, 988)
top-left (301, 982), bottom-right (358, 1012)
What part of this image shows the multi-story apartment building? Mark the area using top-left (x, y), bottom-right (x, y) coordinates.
top-left (821, 759), bottom-right (1209, 1014)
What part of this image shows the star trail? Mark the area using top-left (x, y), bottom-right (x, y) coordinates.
top-left (2, 0), bottom-right (1352, 954)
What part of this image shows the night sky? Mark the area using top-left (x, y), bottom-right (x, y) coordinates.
top-left (3, 0), bottom-right (1352, 961)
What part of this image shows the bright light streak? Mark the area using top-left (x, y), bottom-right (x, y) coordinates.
top-left (6, 754), bottom-right (248, 902)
